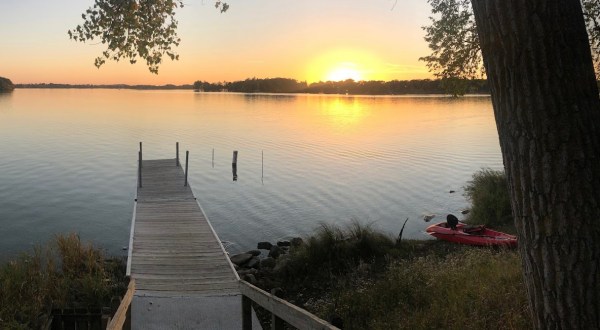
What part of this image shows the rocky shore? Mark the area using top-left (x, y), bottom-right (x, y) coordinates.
top-left (228, 237), bottom-right (303, 289)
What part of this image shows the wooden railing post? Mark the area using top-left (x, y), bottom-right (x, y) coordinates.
top-left (106, 279), bottom-right (135, 330)
top-left (138, 151), bottom-right (142, 188)
top-left (184, 151), bottom-right (189, 187)
top-left (242, 295), bottom-right (252, 330)
top-left (238, 280), bottom-right (340, 330)
top-left (176, 142), bottom-right (180, 167)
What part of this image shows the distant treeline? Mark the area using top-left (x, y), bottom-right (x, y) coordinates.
top-left (16, 83), bottom-right (193, 90)
top-left (194, 78), bottom-right (490, 95)
top-left (15, 78), bottom-right (491, 95)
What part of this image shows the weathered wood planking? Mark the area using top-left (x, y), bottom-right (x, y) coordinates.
top-left (129, 158), bottom-right (259, 329)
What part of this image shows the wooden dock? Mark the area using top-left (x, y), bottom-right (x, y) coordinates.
top-left (127, 158), bottom-right (260, 329)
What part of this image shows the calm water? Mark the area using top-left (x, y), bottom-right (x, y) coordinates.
top-left (0, 89), bottom-right (502, 260)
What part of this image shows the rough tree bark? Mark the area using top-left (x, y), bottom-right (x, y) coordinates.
top-left (470, 0), bottom-right (600, 328)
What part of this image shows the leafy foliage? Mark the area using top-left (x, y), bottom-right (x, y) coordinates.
top-left (69, 0), bottom-right (228, 74)
top-left (0, 76), bottom-right (15, 92)
top-left (422, 0), bottom-right (600, 90)
top-left (420, 0), bottom-right (483, 81)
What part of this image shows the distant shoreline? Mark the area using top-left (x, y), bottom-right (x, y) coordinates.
top-left (15, 78), bottom-right (491, 96)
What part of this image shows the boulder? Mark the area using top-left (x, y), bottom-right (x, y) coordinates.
top-left (238, 268), bottom-right (258, 276)
top-left (242, 274), bottom-right (257, 284)
top-left (259, 257), bottom-right (276, 269)
top-left (273, 254), bottom-right (290, 272)
top-left (277, 240), bottom-right (291, 247)
top-left (290, 237), bottom-right (304, 247)
top-left (230, 253), bottom-right (253, 266)
top-left (268, 245), bottom-right (283, 259)
top-left (257, 241), bottom-right (273, 250)
top-left (246, 257), bottom-right (260, 269)
top-left (246, 249), bottom-right (261, 256)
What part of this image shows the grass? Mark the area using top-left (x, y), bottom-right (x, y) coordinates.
top-left (327, 249), bottom-right (530, 329)
top-left (463, 168), bottom-right (513, 229)
top-left (0, 233), bottom-right (126, 329)
top-left (268, 221), bottom-right (530, 329)
top-left (277, 221), bottom-right (396, 283)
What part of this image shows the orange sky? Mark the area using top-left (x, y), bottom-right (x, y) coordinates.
top-left (0, 1), bottom-right (434, 85)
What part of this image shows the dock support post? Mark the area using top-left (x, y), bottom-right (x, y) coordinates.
top-left (139, 142), bottom-right (142, 168)
top-left (232, 151), bottom-right (238, 181)
top-left (138, 151), bottom-right (142, 188)
top-left (242, 295), bottom-right (252, 330)
top-left (176, 142), bottom-right (180, 167)
top-left (184, 151), bottom-right (189, 187)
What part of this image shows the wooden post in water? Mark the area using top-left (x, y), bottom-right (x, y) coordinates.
top-left (232, 151), bottom-right (238, 181)
top-left (138, 151), bottom-right (142, 188)
top-left (184, 151), bottom-right (189, 187)
top-left (176, 142), bottom-right (180, 167)
top-left (139, 142), bottom-right (142, 168)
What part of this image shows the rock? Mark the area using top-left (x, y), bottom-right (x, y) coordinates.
top-left (257, 241), bottom-right (273, 250)
top-left (246, 249), bottom-right (261, 256)
top-left (290, 237), bottom-right (304, 247)
top-left (449, 190), bottom-right (456, 193)
top-left (230, 253), bottom-right (253, 266)
top-left (238, 268), bottom-right (258, 276)
top-left (246, 257), bottom-right (260, 269)
top-left (423, 214), bottom-right (436, 222)
top-left (260, 257), bottom-right (276, 269)
top-left (461, 209), bottom-right (471, 215)
top-left (242, 274), bottom-right (257, 284)
top-left (277, 240), bottom-right (291, 247)
top-left (268, 245), bottom-right (283, 259)
top-left (273, 254), bottom-right (290, 272)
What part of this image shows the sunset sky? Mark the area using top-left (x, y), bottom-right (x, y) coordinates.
top-left (0, 0), bottom-right (434, 85)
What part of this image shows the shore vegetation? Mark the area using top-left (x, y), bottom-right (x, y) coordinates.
top-left (0, 234), bottom-right (126, 329)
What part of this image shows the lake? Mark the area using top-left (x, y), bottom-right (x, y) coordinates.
top-left (0, 89), bottom-right (502, 261)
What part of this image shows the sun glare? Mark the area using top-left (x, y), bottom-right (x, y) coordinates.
top-left (306, 49), bottom-right (386, 83)
top-left (326, 64), bottom-right (362, 82)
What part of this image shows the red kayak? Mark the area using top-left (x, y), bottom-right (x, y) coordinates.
top-left (425, 221), bottom-right (517, 248)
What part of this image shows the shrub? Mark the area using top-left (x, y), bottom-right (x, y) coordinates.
top-left (463, 169), bottom-right (513, 228)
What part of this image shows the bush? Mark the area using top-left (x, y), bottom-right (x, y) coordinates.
top-left (463, 169), bottom-right (513, 228)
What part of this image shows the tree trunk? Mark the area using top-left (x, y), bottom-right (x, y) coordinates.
top-left (470, 0), bottom-right (600, 328)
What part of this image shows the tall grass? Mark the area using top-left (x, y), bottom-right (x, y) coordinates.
top-left (278, 221), bottom-right (396, 282)
top-left (0, 234), bottom-right (126, 329)
top-left (329, 249), bottom-right (530, 329)
top-left (464, 169), bottom-right (513, 228)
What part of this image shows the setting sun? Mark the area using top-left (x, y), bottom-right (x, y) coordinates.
top-left (326, 63), bottom-right (363, 82)
top-left (306, 49), bottom-right (388, 83)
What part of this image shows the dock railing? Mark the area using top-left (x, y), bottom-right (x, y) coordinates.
top-left (239, 280), bottom-right (339, 330)
top-left (106, 279), bottom-right (135, 330)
